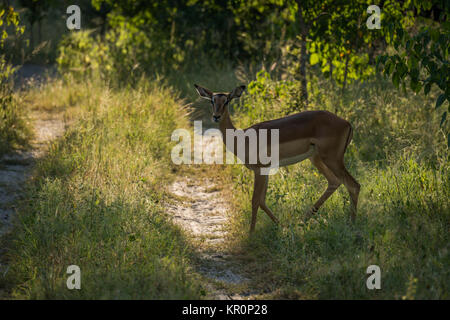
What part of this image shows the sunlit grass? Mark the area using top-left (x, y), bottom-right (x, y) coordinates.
top-left (1, 78), bottom-right (203, 299)
top-left (0, 78), bottom-right (32, 157)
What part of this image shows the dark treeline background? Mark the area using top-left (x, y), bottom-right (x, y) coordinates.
top-left (3, 0), bottom-right (449, 108)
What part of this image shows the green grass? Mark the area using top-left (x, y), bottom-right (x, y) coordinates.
top-left (0, 100), bottom-right (30, 157)
top-left (0, 66), bottom-right (32, 157)
top-left (225, 75), bottom-right (449, 299)
top-left (1, 78), bottom-right (203, 299)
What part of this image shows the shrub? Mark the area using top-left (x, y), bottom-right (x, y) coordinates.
top-left (0, 57), bottom-right (30, 156)
top-left (57, 26), bottom-right (187, 85)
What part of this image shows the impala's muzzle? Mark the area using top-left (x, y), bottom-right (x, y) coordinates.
top-left (213, 115), bottom-right (221, 123)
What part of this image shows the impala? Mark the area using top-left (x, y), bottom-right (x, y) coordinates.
top-left (194, 84), bottom-right (360, 233)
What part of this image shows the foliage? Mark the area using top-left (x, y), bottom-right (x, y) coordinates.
top-left (56, 26), bottom-right (189, 84)
top-left (0, 4), bottom-right (29, 156)
top-left (377, 0), bottom-right (449, 145)
top-left (0, 3), bottom-right (24, 46)
top-left (243, 69), bottom-right (302, 117)
top-left (0, 58), bottom-right (30, 156)
top-left (18, 0), bottom-right (53, 27)
top-left (56, 30), bottom-right (113, 80)
top-left (77, 0), bottom-right (440, 104)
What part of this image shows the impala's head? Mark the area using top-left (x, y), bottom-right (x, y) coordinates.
top-left (194, 84), bottom-right (246, 123)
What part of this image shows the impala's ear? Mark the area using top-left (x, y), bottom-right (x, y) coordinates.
top-left (194, 84), bottom-right (213, 100)
top-left (229, 85), bottom-right (246, 100)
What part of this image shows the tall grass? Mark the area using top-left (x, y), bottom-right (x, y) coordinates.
top-left (0, 61), bottom-right (31, 156)
top-left (1, 78), bottom-right (203, 299)
top-left (225, 74), bottom-right (449, 299)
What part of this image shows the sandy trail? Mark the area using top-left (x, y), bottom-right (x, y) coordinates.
top-left (0, 112), bottom-right (66, 237)
top-left (166, 130), bottom-right (259, 300)
top-left (167, 177), bottom-right (255, 300)
top-left (1, 64), bottom-right (64, 236)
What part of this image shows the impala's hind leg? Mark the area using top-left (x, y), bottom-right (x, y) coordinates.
top-left (341, 166), bottom-right (360, 221)
top-left (306, 154), bottom-right (341, 220)
top-left (314, 125), bottom-right (360, 222)
top-left (322, 159), bottom-right (360, 222)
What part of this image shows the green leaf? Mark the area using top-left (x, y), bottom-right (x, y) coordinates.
top-left (424, 82), bottom-right (431, 95)
top-left (410, 68), bottom-right (419, 81)
top-left (397, 63), bottom-right (407, 79)
top-left (393, 72), bottom-right (400, 88)
top-left (436, 94), bottom-right (446, 109)
top-left (376, 55), bottom-right (386, 66)
top-left (440, 111), bottom-right (447, 127)
top-left (410, 78), bottom-right (419, 92)
top-left (388, 60), bottom-right (395, 75)
top-left (310, 53), bottom-right (320, 66)
top-left (414, 43), bottom-right (422, 55)
top-left (396, 28), bottom-right (404, 41)
top-left (430, 28), bottom-right (439, 42)
top-left (415, 83), bottom-right (422, 93)
top-left (407, 56), bottom-right (418, 69)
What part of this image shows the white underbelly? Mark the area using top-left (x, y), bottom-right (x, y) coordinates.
top-left (278, 144), bottom-right (315, 167)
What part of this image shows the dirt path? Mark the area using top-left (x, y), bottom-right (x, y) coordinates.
top-left (0, 111), bottom-right (66, 237)
top-left (166, 131), bottom-right (261, 300)
top-left (167, 177), bottom-right (254, 300)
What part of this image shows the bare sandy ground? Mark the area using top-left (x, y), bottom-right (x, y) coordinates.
top-left (0, 112), bottom-right (65, 236)
top-left (166, 128), bottom-right (261, 299)
top-left (167, 177), bottom-right (255, 300)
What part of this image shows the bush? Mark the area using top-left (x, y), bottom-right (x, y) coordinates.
top-left (0, 57), bottom-right (30, 156)
top-left (57, 26), bottom-right (188, 85)
top-left (56, 30), bottom-right (113, 81)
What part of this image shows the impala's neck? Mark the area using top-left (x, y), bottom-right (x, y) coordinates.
top-left (219, 107), bottom-right (237, 155)
top-left (219, 107), bottom-right (236, 138)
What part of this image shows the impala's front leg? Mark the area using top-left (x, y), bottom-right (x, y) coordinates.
top-left (250, 170), bottom-right (265, 233)
top-left (260, 174), bottom-right (279, 224)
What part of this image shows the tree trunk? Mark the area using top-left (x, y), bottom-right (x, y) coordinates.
top-left (30, 22), bottom-right (34, 49)
top-left (299, 36), bottom-right (308, 109)
top-left (38, 19), bottom-right (42, 45)
top-left (329, 57), bottom-right (334, 85)
top-left (296, 2), bottom-right (309, 109)
top-left (171, 20), bottom-right (176, 45)
top-left (342, 54), bottom-right (350, 91)
top-left (337, 54), bottom-right (351, 114)
top-left (100, 17), bottom-right (107, 39)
